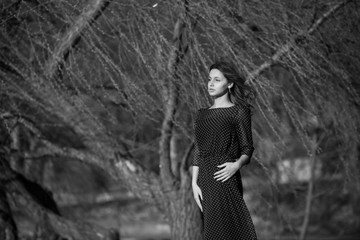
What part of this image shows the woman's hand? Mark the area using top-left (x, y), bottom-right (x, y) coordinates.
top-left (214, 161), bottom-right (242, 182)
top-left (192, 183), bottom-right (203, 212)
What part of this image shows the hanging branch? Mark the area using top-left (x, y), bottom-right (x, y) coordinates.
top-left (246, 0), bottom-right (353, 83)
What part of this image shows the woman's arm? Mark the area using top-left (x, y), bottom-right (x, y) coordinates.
top-left (191, 110), bottom-right (203, 211)
top-left (192, 141), bottom-right (203, 211)
top-left (192, 166), bottom-right (200, 185)
top-left (235, 106), bottom-right (254, 165)
top-left (192, 166), bottom-right (203, 211)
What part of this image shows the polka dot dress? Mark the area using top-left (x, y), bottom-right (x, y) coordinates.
top-left (192, 104), bottom-right (257, 240)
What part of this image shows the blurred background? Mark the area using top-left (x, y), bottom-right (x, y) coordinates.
top-left (0, 0), bottom-right (359, 239)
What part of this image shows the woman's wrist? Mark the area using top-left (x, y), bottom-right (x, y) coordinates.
top-left (235, 160), bottom-right (241, 170)
top-left (239, 154), bottom-right (250, 165)
top-left (235, 158), bottom-right (246, 169)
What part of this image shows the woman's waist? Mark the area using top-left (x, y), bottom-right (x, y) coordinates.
top-left (198, 152), bottom-right (238, 164)
top-left (199, 150), bottom-right (237, 158)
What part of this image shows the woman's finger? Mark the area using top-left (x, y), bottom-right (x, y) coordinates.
top-left (216, 174), bottom-right (229, 181)
top-left (214, 168), bottom-right (227, 176)
top-left (222, 176), bottom-right (230, 182)
top-left (214, 172), bottom-right (228, 180)
top-left (217, 171), bottom-right (229, 178)
top-left (217, 163), bottom-right (227, 168)
top-left (196, 197), bottom-right (203, 211)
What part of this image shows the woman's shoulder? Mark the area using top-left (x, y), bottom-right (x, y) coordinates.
top-left (231, 102), bottom-right (250, 112)
top-left (232, 103), bottom-right (252, 120)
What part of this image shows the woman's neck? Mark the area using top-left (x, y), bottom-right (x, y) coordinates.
top-left (212, 93), bottom-right (233, 108)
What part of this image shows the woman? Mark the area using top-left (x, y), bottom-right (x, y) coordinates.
top-left (192, 61), bottom-right (257, 239)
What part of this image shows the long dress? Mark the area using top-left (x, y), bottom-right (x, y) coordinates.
top-left (192, 104), bottom-right (257, 240)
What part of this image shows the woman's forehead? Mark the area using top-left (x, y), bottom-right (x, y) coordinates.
top-left (209, 68), bottom-right (225, 78)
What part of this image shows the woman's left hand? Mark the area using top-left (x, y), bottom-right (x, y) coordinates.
top-left (214, 161), bottom-right (242, 182)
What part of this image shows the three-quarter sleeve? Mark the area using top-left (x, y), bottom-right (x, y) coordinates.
top-left (191, 110), bottom-right (201, 166)
top-left (235, 106), bottom-right (254, 163)
top-left (192, 141), bottom-right (200, 166)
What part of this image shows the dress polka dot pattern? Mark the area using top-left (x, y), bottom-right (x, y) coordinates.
top-left (192, 104), bottom-right (257, 240)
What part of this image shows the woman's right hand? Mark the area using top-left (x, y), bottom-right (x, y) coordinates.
top-left (192, 183), bottom-right (203, 212)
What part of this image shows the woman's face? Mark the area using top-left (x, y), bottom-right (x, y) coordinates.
top-left (208, 68), bottom-right (233, 98)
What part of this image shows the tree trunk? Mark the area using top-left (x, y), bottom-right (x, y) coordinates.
top-left (168, 185), bottom-right (202, 240)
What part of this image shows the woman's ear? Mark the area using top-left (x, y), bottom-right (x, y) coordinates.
top-left (228, 82), bottom-right (234, 89)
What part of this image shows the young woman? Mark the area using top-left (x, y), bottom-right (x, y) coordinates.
top-left (192, 61), bottom-right (257, 239)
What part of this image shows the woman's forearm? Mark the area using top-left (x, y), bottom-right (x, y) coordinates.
top-left (192, 166), bottom-right (199, 185)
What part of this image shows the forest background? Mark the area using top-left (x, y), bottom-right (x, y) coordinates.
top-left (0, 0), bottom-right (359, 239)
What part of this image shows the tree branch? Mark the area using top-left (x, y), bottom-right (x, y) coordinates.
top-left (247, 0), bottom-right (353, 82)
top-left (45, 0), bottom-right (112, 79)
top-left (1, 113), bottom-right (102, 165)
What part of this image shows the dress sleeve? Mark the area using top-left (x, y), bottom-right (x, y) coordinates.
top-left (191, 110), bottom-right (201, 166)
top-left (235, 106), bottom-right (254, 164)
top-left (192, 141), bottom-right (200, 166)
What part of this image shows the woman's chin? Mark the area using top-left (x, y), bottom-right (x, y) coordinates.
top-left (208, 90), bottom-right (227, 98)
top-left (208, 92), bottom-right (218, 97)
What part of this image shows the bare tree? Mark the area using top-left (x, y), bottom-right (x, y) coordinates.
top-left (1, 0), bottom-right (359, 239)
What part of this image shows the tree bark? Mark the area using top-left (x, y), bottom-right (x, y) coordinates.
top-left (167, 178), bottom-right (202, 240)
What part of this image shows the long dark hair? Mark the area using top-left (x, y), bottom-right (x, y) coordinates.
top-left (209, 61), bottom-right (256, 108)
